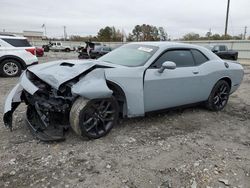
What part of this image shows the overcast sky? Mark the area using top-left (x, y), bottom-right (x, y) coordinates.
top-left (0, 0), bottom-right (249, 39)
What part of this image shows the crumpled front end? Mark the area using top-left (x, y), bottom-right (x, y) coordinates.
top-left (3, 61), bottom-right (114, 141)
top-left (3, 71), bottom-right (74, 141)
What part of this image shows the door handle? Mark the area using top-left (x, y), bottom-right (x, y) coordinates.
top-left (192, 71), bottom-right (199, 74)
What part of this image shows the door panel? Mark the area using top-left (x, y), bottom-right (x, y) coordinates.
top-left (144, 67), bottom-right (204, 112)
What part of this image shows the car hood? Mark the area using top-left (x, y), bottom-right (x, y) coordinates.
top-left (27, 59), bottom-right (118, 89)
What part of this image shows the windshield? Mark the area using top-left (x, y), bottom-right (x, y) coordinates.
top-left (99, 44), bottom-right (158, 67)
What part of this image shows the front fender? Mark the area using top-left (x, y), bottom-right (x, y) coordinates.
top-left (71, 68), bottom-right (113, 99)
top-left (3, 84), bottom-right (23, 130)
top-left (3, 71), bottom-right (39, 130)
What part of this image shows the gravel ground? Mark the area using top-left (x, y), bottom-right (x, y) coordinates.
top-left (0, 52), bottom-right (249, 188)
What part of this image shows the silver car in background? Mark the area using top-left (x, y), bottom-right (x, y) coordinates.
top-left (3, 42), bottom-right (244, 141)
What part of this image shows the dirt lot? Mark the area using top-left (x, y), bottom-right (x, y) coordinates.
top-left (0, 52), bottom-right (249, 188)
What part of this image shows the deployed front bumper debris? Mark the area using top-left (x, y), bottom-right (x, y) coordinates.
top-left (3, 71), bottom-right (74, 142)
top-left (26, 105), bottom-right (67, 142)
top-left (3, 84), bottom-right (23, 131)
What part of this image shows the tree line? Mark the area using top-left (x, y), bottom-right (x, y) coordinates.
top-left (69, 24), bottom-right (168, 42)
top-left (67, 24), bottom-right (249, 42)
top-left (182, 32), bottom-right (247, 41)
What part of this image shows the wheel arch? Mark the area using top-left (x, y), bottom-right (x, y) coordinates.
top-left (207, 76), bottom-right (232, 101)
top-left (0, 55), bottom-right (26, 69)
top-left (206, 76), bottom-right (232, 111)
top-left (218, 77), bottom-right (232, 89)
top-left (106, 80), bottom-right (128, 117)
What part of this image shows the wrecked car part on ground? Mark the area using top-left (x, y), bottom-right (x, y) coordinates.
top-left (3, 42), bottom-right (244, 142)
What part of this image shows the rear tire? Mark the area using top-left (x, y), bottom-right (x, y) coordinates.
top-left (70, 97), bottom-right (119, 139)
top-left (65, 48), bottom-right (70, 52)
top-left (233, 55), bottom-right (237, 60)
top-left (206, 80), bottom-right (230, 111)
top-left (0, 59), bottom-right (22, 77)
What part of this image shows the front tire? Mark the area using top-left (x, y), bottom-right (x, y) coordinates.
top-left (0, 59), bottom-right (22, 77)
top-left (42, 45), bottom-right (50, 52)
top-left (70, 97), bottom-right (119, 139)
top-left (206, 80), bottom-right (230, 111)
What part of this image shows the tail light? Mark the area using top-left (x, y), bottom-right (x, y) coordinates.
top-left (25, 48), bottom-right (36, 56)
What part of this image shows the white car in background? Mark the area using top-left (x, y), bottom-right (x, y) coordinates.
top-left (0, 34), bottom-right (38, 77)
top-left (42, 42), bottom-right (74, 52)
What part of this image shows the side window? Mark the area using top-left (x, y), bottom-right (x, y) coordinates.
top-left (102, 47), bottom-right (111, 52)
top-left (213, 46), bottom-right (219, 51)
top-left (219, 45), bottom-right (226, 51)
top-left (152, 50), bottom-right (195, 68)
top-left (191, 49), bottom-right (208, 65)
top-left (2, 38), bottom-right (31, 47)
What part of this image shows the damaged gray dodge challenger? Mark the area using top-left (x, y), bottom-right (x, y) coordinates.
top-left (3, 42), bottom-right (244, 141)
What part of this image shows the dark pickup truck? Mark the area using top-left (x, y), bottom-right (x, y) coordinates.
top-left (210, 45), bottom-right (238, 60)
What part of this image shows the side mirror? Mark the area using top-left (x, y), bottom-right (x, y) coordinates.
top-left (158, 61), bottom-right (176, 73)
top-left (212, 50), bottom-right (218, 53)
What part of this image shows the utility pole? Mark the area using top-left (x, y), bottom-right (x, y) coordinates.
top-left (63, 26), bottom-right (67, 41)
top-left (243, 26), bottom-right (247, 40)
top-left (208, 28), bottom-right (212, 40)
top-left (225, 0), bottom-right (230, 36)
top-left (41, 24), bottom-right (47, 37)
top-left (44, 26), bottom-right (47, 37)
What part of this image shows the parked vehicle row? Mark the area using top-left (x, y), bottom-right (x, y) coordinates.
top-left (40, 42), bottom-right (239, 62)
top-left (39, 42), bottom-right (240, 61)
top-left (78, 41), bottom-right (112, 59)
top-left (0, 34), bottom-right (113, 77)
top-left (0, 34), bottom-right (241, 79)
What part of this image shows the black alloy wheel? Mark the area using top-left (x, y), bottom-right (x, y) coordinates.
top-left (70, 97), bottom-right (118, 139)
top-left (206, 80), bottom-right (230, 111)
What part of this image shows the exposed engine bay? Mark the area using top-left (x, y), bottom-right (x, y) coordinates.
top-left (23, 71), bottom-right (75, 141)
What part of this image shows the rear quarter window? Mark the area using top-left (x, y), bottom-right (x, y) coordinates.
top-left (191, 49), bottom-right (209, 65)
top-left (2, 38), bottom-right (31, 47)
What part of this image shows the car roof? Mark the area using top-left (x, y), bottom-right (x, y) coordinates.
top-left (0, 35), bottom-right (27, 40)
top-left (129, 41), bottom-right (218, 55)
top-left (129, 41), bottom-right (221, 61)
top-left (130, 41), bottom-right (203, 49)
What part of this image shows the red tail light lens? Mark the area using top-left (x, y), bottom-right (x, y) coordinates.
top-left (25, 48), bottom-right (36, 56)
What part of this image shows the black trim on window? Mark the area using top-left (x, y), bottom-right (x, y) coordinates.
top-left (149, 47), bottom-right (210, 68)
top-left (2, 38), bottom-right (31, 47)
top-left (190, 49), bottom-right (209, 66)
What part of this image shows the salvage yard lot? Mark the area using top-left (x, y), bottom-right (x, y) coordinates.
top-left (0, 52), bottom-right (249, 188)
